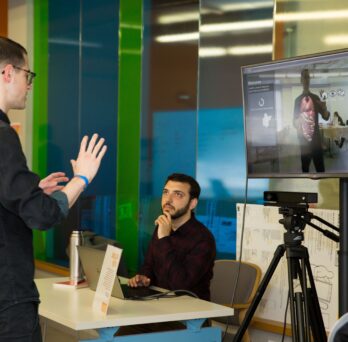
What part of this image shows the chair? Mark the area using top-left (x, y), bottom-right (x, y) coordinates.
top-left (328, 312), bottom-right (348, 342)
top-left (210, 259), bottom-right (262, 342)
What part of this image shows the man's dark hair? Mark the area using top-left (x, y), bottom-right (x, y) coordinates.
top-left (0, 36), bottom-right (27, 67)
top-left (165, 173), bottom-right (201, 200)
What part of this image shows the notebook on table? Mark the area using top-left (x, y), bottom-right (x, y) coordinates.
top-left (77, 245), bottom-right (162, 300)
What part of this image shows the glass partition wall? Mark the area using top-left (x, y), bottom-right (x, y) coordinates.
top-left (34, 0), bottom-right (348, 281)
top-left (43, 0), bottom-right (119, 264)
top-left (196, 0), bottom-right (273, 258)
top-left (270, 0), bottom-right (348, 209)
top-left (26, 4), bottom-right (348, 337)
top-left (38, 0), bottom-right (274, 267)
top-left (138, 0), bottom-right (274, 263)
top-left (139, 0), bottom-right (348, 267)
top-left (139, 0), bottom-right (199, 264)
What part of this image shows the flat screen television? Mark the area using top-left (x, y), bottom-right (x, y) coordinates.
top-left (242, 49), bottom-right (348, 178)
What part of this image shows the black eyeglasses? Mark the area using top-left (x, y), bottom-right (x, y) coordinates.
top-left (13, 65), bottom-right (36, 85)
top-left (1, 65), bottom-right (36, 85)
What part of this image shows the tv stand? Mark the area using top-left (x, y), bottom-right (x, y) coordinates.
top-left (339, 178), bottom-right (348, 315)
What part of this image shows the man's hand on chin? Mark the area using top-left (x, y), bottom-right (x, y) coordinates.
top-left (155, 211), bottom-right (172, 239)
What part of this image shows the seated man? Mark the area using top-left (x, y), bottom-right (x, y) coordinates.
top-left (128, 173), bottom-right (216, 301)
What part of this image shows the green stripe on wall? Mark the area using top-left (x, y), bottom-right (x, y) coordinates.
top-left (33, 0), bottom-right (49, 260)
top-left (116, 0), bottom-right (143, 275)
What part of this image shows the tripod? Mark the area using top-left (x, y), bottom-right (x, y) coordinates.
top-left (234, 205), bottom-right (333, 342)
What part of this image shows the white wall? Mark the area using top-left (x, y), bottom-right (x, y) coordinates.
top-left (8, 0), bottom-right (33, 167)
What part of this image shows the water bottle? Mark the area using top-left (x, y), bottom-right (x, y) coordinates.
top-left (69, 230), bottom-right (84, 285)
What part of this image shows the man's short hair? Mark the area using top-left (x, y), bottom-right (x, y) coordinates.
top-left (165, 173), bottom-right (201, 200)
top-left (0, 36), bottom-right (27, 67)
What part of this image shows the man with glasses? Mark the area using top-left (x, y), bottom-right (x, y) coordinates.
top-left (11, 65), bottom-right (36, 84)
top-left (0, 36), bottom-right (107, 341)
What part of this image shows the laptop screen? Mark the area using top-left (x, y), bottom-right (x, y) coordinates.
top-left (78, 245), bottom-right (161, 299)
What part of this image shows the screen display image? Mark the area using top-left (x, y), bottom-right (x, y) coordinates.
top-left (242, 49), bottom-right (348, 178)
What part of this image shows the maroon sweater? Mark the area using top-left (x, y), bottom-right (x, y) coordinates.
top-left (140, 214), bottom-right (216, 300)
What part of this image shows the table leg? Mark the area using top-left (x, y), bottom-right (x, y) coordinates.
top-left (181, 318), bottom-right (205, 330)
top-left (41, 318), bottom-right (47, 342)
top-left (79, 320), bottom-right (222, 342)
top-left (79, 327), bottom-right (119, 341)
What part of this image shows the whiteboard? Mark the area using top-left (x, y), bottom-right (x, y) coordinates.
top-left (236, 203), bottom-right (339, 330)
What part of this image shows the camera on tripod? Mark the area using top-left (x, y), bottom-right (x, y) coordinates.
top-left (235, 190), bottom-right (331, 342)
top-left (264, 191), bottom-right (318, 233)
top-left (263, 191), bottom-right (318, 208)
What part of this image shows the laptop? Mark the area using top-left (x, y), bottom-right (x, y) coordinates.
top-left (77, 245), bottom-right (162, 300)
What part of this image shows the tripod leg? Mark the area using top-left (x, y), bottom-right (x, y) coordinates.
top-left (303, 253), bottom-right (327, 341)
top-left (299, 258), bottom-right (310, 340)
top-left (289, 247), bottom-right (327, 342)
top-left (233, 244), bottom-right (286, 342)
top-left (286, 256), bottom-right (306, 341)
top-left (295, 291), bottom-right (306, 341)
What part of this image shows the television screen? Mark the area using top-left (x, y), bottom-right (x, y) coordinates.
top-left (242, 49), bottom-right (348, 178)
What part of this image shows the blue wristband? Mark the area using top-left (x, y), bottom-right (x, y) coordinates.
top-left (75, 174), bottom-right (89, 189)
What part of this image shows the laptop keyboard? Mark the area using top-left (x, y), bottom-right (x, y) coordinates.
top-left (121, 284), bottom-right (161, 299)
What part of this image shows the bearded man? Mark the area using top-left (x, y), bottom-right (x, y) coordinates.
top-left (128, 173), bottom-right (216, 300)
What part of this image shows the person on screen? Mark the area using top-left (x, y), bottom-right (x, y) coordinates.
top-left (0, 36), bottom-right (107, 341)
top-left (129, 173), bottom-right (216, 300)
top-left (293, 69), bottom-right (330, 172)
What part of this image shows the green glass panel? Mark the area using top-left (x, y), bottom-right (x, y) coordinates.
top-left (116, 0), bottom-right (142, 274)
top-left (32, 0), bottom-right (50, 259)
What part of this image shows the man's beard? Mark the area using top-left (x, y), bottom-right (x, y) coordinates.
top-left (163, 201), bottom-right (191, 220)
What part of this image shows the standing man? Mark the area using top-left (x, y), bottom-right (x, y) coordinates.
top-left (0, 36), bottom-right (107, 341)
top-left (129, 173), bottom-right (216, 301)
top-left (293, 68), bottom-right (330, 172)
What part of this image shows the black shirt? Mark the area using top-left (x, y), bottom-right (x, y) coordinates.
top-left (0, 110), bottom-right (67, 311)
top-left (140, 214), bottom-right (216, 300)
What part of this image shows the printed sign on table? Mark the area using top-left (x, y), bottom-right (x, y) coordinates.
top-left (92, 245), bottom-right (122, 315)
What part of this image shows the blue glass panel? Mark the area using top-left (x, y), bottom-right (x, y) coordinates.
top-left (196, 107), bottom-right (269, 258)
top-left (138, 110), bottom-right (197, 262)
top-left (47, 0), bottom-right (81, 262)
top-left (47, 0), bottom-right (119, 264)
top-left (197, 1), bottom-right (273, 259)
top-left (48, 0), bottom-right (79, 178)
top-left (79, 0), bottom-right (119, 238)
top-left (152, 110), bottom-right (196, 196)
top-left (139, 1), bottom-right (199, 266)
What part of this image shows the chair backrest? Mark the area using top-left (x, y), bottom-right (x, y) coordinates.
top-left (328, 312), bottom-right (348, 342)
top-left (210, 259), bottom-right (262, 308)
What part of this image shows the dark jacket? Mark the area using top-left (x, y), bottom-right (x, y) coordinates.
top-left (0, 110), bottom-right (66, 311)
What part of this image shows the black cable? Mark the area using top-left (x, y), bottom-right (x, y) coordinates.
top-left (127, 289), bottom-right (199, 301)
top-left (222, 176), bottom-right (249, 341)
top-left (281, 291), bottom-right (290, 342)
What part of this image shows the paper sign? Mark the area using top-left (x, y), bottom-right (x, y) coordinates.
top-left (92, 245), bottom-right (122, 315)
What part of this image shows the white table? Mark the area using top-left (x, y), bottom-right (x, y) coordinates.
top-left (36, 277), bottom-right (234, 342)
